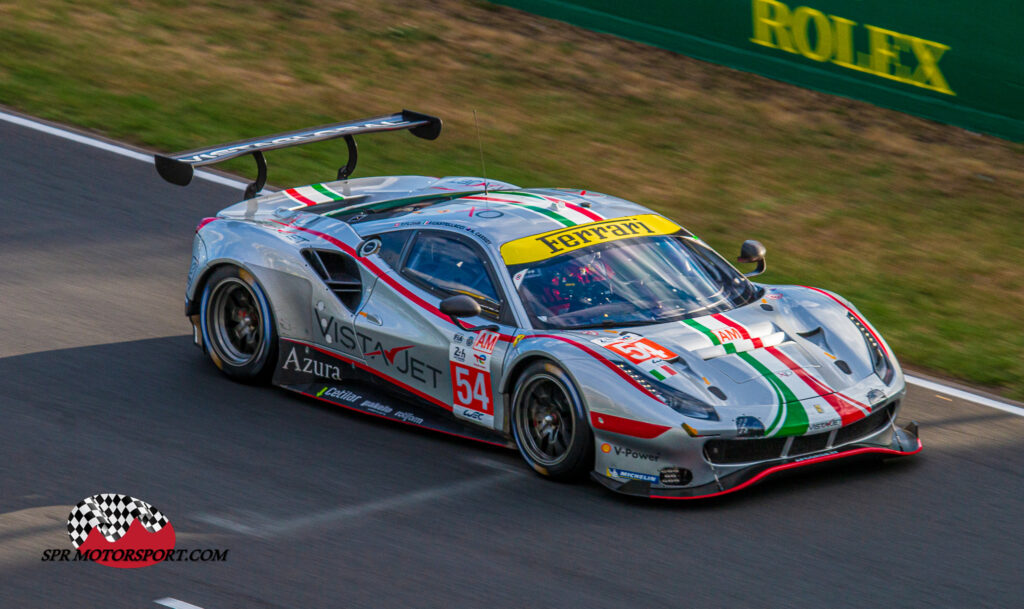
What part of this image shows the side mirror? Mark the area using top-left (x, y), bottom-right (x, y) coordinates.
top-left (440, 294), bottom-right (481, 320)
top-left (737, 240), bottom-right (767, 277)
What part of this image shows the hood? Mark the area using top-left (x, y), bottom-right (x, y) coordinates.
top-left (564, 286), bottom-right (896, 438)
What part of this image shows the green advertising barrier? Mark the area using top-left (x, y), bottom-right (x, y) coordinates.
top-left (491, 0), bottom-right (1023, 141)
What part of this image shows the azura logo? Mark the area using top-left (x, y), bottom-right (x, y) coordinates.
top-left (66, 494), bottom-right (176, 568)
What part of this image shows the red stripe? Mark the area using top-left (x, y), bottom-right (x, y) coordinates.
top-left (537, 194), bottom-right (603, 222)
top-left (284, 188), bottom-right (318, 206)
top-left (305, 391), bottom-right (506, 447)
top-left (529, 334), bottom-right (665, 405)
top-left (712, 313), bottom-right (763, 347)
top-left (800, 286), bottom-right (889, 356)
top-left (764, 346), bottom-right (869, 425)
top-left (712, 314), bottom-right (751, 339)
top-left (650, 440), bottom-right (922, 500)
top-left (196, 217), bottom-right (219, 232)
top-left (462, 195), bottom-right (533, 205)
top-left (590, 411), bottom-right (670, 439)
top-left (288, 371), bottom-right (507, 448)
top-left (276, 221), bottom-right (512, 342)
top-left (287, 339), bottom-right (453, 412)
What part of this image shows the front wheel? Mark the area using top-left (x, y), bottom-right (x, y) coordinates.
top-left (510, 361), bottom-right (593, 480)
top-left (199, 265), bottom-right (278, 383)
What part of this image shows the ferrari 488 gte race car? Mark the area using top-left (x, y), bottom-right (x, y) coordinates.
top-left (155, 110), bottom-right (920, 499)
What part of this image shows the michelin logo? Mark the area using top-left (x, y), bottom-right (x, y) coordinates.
top-left (607, 468), bottom-right (658, 484)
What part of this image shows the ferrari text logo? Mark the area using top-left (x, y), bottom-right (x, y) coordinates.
top-left (501, 214), bottom-right (681, 265)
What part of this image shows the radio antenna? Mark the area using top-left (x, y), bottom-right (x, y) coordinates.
top-left (473, 110), bottom-right (488, 196)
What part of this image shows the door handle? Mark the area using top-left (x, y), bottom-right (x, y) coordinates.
top-left (360, 311), bottom-right (383, 326)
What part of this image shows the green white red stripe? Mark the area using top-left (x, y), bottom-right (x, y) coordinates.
top-left (461, 191), bottom-right (603, 227)
top-left (642, 360), bottom-right (678, 381)
top-left (681, 313), bottom-right (870, 437)
top-left (680, 315), bottom-right (776, 354)
top-left (283, 183), bottom-right (347, 207)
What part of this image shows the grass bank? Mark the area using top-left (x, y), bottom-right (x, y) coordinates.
top-left (2, 0), bottom-right (1022, 397)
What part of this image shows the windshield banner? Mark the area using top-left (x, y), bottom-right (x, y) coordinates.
top-left (501, 214), bottom-right (682, 265)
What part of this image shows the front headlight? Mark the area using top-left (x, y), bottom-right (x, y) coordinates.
top-left (614, 362), bottom-right (719, 420)
top-left (848, 312), bottom-right (894, 384)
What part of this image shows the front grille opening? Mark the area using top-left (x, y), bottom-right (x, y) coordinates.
top-left (704, 400), bottom-right (899, 466)
top-left (704, 437), bottom-right (787, 465)
top-left (788, 431), bottom-right (830, 456)
top-left (834, 401), bottom-right (896, 446)
top-left (303, 249), bottom-right (363, 312)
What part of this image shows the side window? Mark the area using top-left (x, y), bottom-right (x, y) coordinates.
top-left (375, 230), bottom-right (413, 269)
top-left (401, 232), bottom-right (502, 319)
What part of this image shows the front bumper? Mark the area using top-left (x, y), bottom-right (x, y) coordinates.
top-left (592, 420), bottom-right (921, 499)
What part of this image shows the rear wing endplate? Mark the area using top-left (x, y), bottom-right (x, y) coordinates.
top-left (154, 109), bottom-right (441, 199)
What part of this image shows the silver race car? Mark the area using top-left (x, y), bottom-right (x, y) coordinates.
top-left (156, 110), bottom-right (921, 499)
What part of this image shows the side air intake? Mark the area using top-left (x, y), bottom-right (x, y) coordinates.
top-left (302, 249), bottom-right (362, 312)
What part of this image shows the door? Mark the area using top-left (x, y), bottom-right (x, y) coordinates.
top-left (354, 229), bottom-right (516, 429)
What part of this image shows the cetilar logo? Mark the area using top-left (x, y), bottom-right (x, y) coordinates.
top-left (66, 494), bottom-right (176, 568)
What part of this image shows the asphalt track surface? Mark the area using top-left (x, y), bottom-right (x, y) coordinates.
top-left (1, 114), bottom-right (1023, 609)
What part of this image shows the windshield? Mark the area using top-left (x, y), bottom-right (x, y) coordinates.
top-left (509, 234), bottom-right (761, 330)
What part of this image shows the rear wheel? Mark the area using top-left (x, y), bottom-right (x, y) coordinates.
top-left (200, 266), bottom-right (278, 383)
top-left (510, 361), bottom-right (593, 480)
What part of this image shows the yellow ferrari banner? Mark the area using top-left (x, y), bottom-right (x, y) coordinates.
top-left (500, 214), bottom-right (682, 265)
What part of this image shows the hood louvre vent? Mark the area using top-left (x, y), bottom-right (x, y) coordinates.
top-left (303, 249), bottom-right (363, 312)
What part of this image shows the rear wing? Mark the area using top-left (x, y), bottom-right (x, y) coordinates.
top-left (154, 109), bottom-right (442, 199)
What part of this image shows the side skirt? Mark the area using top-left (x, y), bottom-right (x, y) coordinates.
top-left (274, 339), bottom-right (512, 448)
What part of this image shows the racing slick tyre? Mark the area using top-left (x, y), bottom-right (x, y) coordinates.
top-left (511, 361), bottom-right (594, 481)
top-left (199, 265), bottom-right (278, 384)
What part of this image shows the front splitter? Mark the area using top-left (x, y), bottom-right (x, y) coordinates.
top-left (592, 422), bottom-right (922, 500)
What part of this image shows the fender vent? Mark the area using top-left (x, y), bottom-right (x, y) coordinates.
top-left (302, 249), bottom-right (362, 311)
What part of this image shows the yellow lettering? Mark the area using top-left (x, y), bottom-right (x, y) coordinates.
top-left (791, 7), bottom-right (831, 62)
top-left (750, 4), bottom-right (954, 96)
top-left (751, 0), bottom-right (796, 53)
top-left (828, 15), bottom-right (856, 67)
top-left (866, 25), bottom-right (904, 76)
top-left (910, 38), bottom-right (954, 94)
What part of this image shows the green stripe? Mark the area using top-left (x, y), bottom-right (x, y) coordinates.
top-left (322, 191), bottom-right (476, 218)
top-left (312, 183), bottom-right (345, 201)
top-left (737, 351), bottom-right (808, 437)
top-left (506, 190), bottom-right (548, 201)
top-left (497, 196), bottom-right (575, 227)
top-left (682, 317), bottom-right (720, 345)
top-left (650, 369), bottom-right (666, 381)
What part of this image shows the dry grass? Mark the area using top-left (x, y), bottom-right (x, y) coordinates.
top-left (2, 0), bottom-right (1022, 396)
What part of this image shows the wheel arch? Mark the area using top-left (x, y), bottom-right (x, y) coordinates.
top-left (186, 261), bottom-right (239, 316)
top-left (501, 352), bottom-right (594, 429)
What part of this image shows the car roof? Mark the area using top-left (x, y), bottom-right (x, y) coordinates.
top-left (220, 175), bottom-right (673, 254)
top-left (331, 176), bottom-right (659, 248)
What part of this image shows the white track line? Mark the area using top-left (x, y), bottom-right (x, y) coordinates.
top-left (0, 109), bottom-right (245, 189)
top-left (155, 599), bottom-right (206, 609)
top-left (902, 375), bottom-right (1024, 417)
top-left (3, 108), bottom-right (1022, 417)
